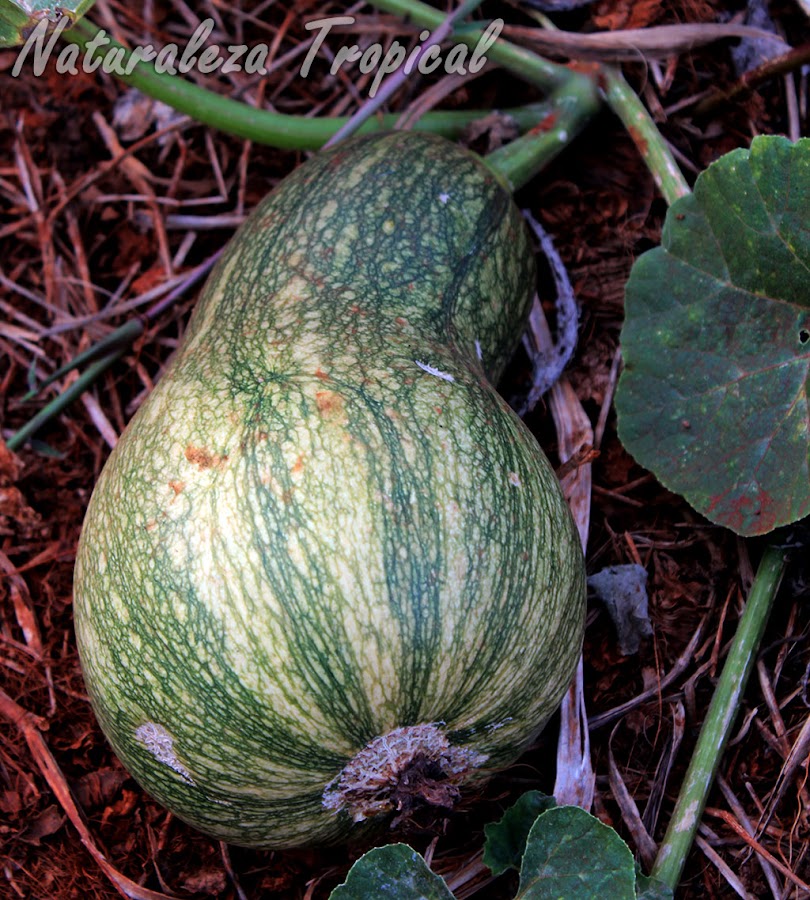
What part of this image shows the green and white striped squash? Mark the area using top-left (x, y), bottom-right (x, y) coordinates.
top-left (73, 131), bottom-right (586, 849)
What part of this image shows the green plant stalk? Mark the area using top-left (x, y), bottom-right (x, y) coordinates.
top-left (62, 17), bottom-right (570, 149)
top-left (651, 543), bottom-right (787, 891)
top-left (23, 318), bottom-right (145, 401)
top-left (23, 250), bottom-right (222, 401)
top-left (6, 351), bottom-right (124, 452)
top-left (358, 0), bottom-right (602, 188)
top-left (600, 68), bottom-right (690, 204)
top-left (502, 3), bottom-right (689, 204)
top-left (504, 4), bottom-right (688, 203)
top-left (485, 79), bottom-right (600, 191)
top-left (366, 0), bottom-right (572, 92)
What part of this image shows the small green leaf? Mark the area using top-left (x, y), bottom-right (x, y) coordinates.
top-left (483, 790), bottom-right (557, 876)
top-left (329, 844), bottom-right (455, 900)
top-left (616, 135), bottom-right (810, 536)
top-left (635, 870), bottom-right (674, 900)
top-left (0, 0), bottom-right (29, 46)
top-left (0, 0), bottom-right (96, 47)
top-left (516, 806), bottom-right (636, 899)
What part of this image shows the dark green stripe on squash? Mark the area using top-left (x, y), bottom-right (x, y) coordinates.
top-left (73, 131), bottom-right (586, 848)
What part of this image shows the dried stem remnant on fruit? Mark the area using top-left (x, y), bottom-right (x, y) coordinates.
top-left (322, 723), bottom-right (488, 822)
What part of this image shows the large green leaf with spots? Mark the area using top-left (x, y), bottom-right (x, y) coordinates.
top-left (330, 844), bottom-right (454, 899)
top-left (516, 806), bottom-right (636, 899)
top-left (616, 135), bottom-right (810, 536)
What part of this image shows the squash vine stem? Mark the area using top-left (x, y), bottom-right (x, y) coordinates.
top-left (365, 0), bottom-right (574, 93)
top-left (483, 74), bottom-right (600, 191)
top-left (62, 16), bottom-right (566, 149)
top-left (651, 543), bottom-right (787, 891)
top-left (599, 67), bottom-right (691, 204)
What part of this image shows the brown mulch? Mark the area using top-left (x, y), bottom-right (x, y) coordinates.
top-left (1, 1), bottom-right (809, 898)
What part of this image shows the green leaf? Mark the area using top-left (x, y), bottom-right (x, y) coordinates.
top-left (483, 790), bottom-right (557, 876)
top-left (616, 135), bottom-right (810, 536)
top-left (329, 844), bottom-right (455, 900)
top-left (0, 0), bottom-right (29, 46)
top-left (0, 0), bottom-right (96, 47)
top-left (516, 806), bottom-right (636, 899)
top-left (635, 870), bottom-right (674, 900)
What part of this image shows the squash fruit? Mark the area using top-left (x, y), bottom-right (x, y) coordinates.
top-left (73, 131), bottom-right (586, 848)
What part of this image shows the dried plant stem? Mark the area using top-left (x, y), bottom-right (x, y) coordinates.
top-left (651, 544), bottom-right (787, 892)
top-left (500, 21), bottom-right (790, 63)
top-left (0, 690), bottom-right (177, 900)
top-left (693, 41), bottom-right (810, 118)
top-left (520, 262), bottom-right (594, 812)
